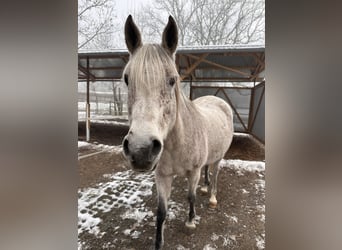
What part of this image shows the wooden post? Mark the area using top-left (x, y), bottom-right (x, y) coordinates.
top-left (86, 56), bottom-right (90, 142)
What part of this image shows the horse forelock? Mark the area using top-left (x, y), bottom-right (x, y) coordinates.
top-left (127, 44), bottom-right (179, 97)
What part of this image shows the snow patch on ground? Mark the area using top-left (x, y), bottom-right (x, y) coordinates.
top-left (259, 213), bottom-right (265, 223)
top-left (122, 228), bottom-right (141, 239)
top-left (176, 245), bottom-right (190, 250)
top-left (93, 143), bottom-right (123, 154)
top-left (256, 234), bottom-right (265, 249)
top-left (220, 159), bottom-right (265, 174)
top-left (78, 113), bottom-right (129, 122)
top-left (228, 215), bottom-right (238, 223)
top-left (256, 204), bottom-right (265, 213)
top-left (255, 179), bottom-right (265, 190)
top-left (78, 140), bottom-right (123, 155)
top-left (168, 200), bottom-right (186, 221)
top-left (123, 229), bottom-right (131, 236)
top-left (78, 167), bottom-right (187, 245)
top-left (121, 208), bottom-right (154, 223)
top-left (78, 141), bottom-right (91, 147)
top-left (78, 170), bottom-right (154, 238)
top-left (92, 119), bottom-right (129, 126)
top-left (255, 179), bottom-right (266, 200)
top-left (241, 188), bottom-right (249, 194)
top-left (210, 232), bottom-right (237, 247)
top-left (131, 230), bottom-right (141, 239)
top-left (203, 243), bottom-right (217, 250)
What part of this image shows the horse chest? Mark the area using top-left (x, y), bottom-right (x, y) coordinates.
top-left (159, 140), bottom-right (206, 177)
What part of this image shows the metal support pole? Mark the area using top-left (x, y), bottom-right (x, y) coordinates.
top-left (248, 87), bottom-right (255, 132)
top-left (86, 56), bottom-right (90, 142)
top-left (189, 76), bottom-right (193, 100)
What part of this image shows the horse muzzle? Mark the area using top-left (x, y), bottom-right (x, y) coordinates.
top-left (122, 135), bottom-right (162, 172)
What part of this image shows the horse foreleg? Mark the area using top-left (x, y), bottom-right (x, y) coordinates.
top-left (209, 161), bottom-right (220, 208)
top-left (200, 165), bottom-right (210, 194)
top-left (155, 175), bottom-right (173, 250)
top-left (185, 170), bottom-right (201, 229)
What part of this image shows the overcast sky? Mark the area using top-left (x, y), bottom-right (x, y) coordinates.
top-left (115, 0), bottom-right (150, 19)
top-left (79, 0), bottom-right (264, 49)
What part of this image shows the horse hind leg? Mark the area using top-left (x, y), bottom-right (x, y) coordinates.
top-left (209, 161), bottom-right (220, 209)
top-left (185, 170), bottom-right (201, 229)
top-left (200, 165), bottom-right (210, 194)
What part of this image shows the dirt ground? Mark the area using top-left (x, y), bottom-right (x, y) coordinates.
top-left (78, 121), bottom-right (265, 249)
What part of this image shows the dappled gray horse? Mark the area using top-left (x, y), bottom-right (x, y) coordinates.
top-left (122, 15), bottom-right (234, 250)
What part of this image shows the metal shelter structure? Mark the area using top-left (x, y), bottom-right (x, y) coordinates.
top-left (78, 45), bottom-right (265, 143)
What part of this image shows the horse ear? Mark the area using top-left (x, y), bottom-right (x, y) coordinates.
top-left (162, 16), bottom-right (178, 55)
top-left (124, 15), bottom-right (142, 54)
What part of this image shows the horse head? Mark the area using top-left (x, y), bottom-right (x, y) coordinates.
top-left (122, 15), bottom-right (179, 172)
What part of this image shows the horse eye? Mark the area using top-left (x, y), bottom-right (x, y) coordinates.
top-left (168, 77), bottom-right (176, 86)
top-left (124, 74), bottom-right (128, 85)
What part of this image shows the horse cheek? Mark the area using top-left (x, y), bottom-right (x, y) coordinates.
top-left (161, 108), bottom-right (170, 133)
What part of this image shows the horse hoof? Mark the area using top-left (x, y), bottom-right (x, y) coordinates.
top-left (209, 195), bottom-right (217, 208)
top-left (200, 186), bottom-right (208, 194)
top-left (209, 202), bottom-right (217, 209)
top-left (185, 221), bottom-right (196, 229)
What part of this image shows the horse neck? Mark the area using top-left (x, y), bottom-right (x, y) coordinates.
top-left (171, 83), bottom-right (200, 136)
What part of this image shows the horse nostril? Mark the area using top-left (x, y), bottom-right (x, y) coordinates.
top-left (151, 139), bottom-right (162, 155)
top-left (131, 154), bottom-right (136, 163)
top-left (123, 138), bottom-right (129, 155)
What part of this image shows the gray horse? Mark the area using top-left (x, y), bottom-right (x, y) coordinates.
top-left (122, 15), bottom-right (234, 250)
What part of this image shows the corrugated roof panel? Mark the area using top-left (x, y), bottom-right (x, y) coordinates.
top-left (78, 44), bottom-right (264, 56)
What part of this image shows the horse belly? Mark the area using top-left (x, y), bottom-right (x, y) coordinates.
top-left (206, 121), bottom-right (233, 164)
top-left (194, 96), bottom-right (234, 164)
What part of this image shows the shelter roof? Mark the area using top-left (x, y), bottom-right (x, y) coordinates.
top-left (78, 44), bottom-right (265, 83)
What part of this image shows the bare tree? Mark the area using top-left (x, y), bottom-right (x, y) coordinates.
top-left (135, 0), bottom-right (264, 46)
top-left (136, 0), bottom-right (203, 45)
top-left (78, 0), bottom-right (116, 50)
top-left (111, 81), bottom-right (118, 115)
top-left (111, 81), bottom-right (124, 115)
top-left (91, 83), bottom-right (99, 113)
